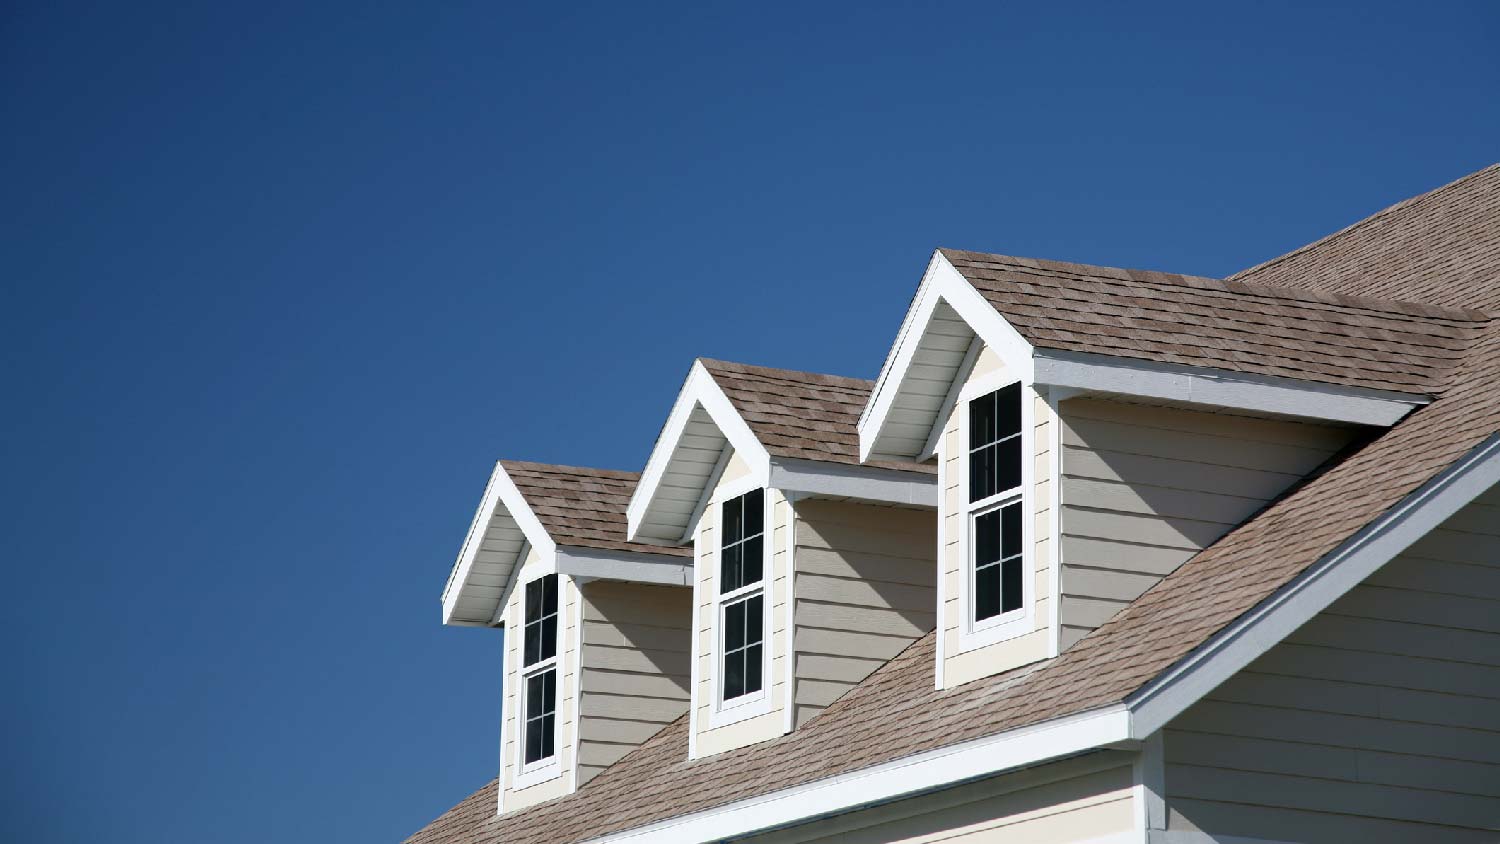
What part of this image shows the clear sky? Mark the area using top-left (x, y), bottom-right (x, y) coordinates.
top-left (2, 1), bottom-right (1496, 841)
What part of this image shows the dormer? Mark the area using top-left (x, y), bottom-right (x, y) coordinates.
top-left (627, 359), bottom-right (938, 757)
top-left (859, 249), bottom-right (1435, 689)
top-left (441, 461), bottom-right (694, 813)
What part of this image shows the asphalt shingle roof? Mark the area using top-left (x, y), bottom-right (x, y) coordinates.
top-left (500, 461), bottom-right (689, 558)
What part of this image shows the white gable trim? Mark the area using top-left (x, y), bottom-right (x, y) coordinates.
top-left (555, 547), bottom-right (693, 586)
top-left (860, 250), bottom-right (1036, 462)
top-left (441, 461), bottom-right (557, 627)
top-left (1126, 431), bottom-right (1500, 738)
top-left (584, 704), bottom-right (1132, 844)
top-left (767, 458), bottom-right (937, 507)
top-left (1033, 349), bottom-right (1428, 428)
top-left (627, 361), bottom-right (773, 543)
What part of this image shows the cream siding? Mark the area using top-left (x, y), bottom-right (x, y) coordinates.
top-left (500, 547), bottom-right (580, 811)
top-left (1058, 397), bottom-right (1355, 650)
top-left (576, 580), bottom-right (692, 785)
top-left (791, 499), bottom-right (936, 727)
top-left (692, 450), bottom-right (792, 756)
top-left (746, 752), bottom-right (1135, 844)
top-left (1161, 484), bottom-right (1500, 843)
top-left (939, 346), bottom-right (1053, 689)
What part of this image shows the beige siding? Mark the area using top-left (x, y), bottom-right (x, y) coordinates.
top-left (792, 499), bottom-right (936, 726)
top-left (500, 547), bottom-right (580, 811)
top-left (746, 752), bottom-right (1135, 844)
top-left (940, 346), bottom-right (1053, 689)
top-left (1162, 485), bottom-right (1500, 843)
top-left (1059, 398), bottom-right (1355, 649)
top-left (692, 451), bottom-right (792, 756)
top-left (575, 580), bottom-right (692, 786)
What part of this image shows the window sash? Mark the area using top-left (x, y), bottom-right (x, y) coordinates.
top-left (721, 592), bottom-right (764, 701)
top-left (720, 489), bottom-right (765, 594)
top-left (523, 574), bottom-right (559, 667)
top-left (521, 667), bottom-right (557, 766)
top-left (972, 498), bottom-right (1024, 622)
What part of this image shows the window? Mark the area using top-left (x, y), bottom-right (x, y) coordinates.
top-left (968, 383), bottom-right (1025, 625)
top-left (520, 574), bottom-right (558, 767)
top-left (719, 488), bottom-right (765, 703)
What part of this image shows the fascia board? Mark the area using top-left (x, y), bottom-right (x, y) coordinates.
top-left (768, 458), bottom-right (937, 508)
top-left (626, 361), bottom-right (772, 541)
top-left (555, 547), bottom-right (693, 586)
top-left (1033, 349), bottom-right (1427, 427)
top-left (1127, 433), bottom-right (1500, 738)
top-left (441, 461), bottom-right (557, 626)
top-left (859, 251), bottom-right (1036, 462)
top-left (585, 704), bottom-right (1131, 844)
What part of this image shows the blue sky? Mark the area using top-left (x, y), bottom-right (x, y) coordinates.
top-left (2, 2), bottom-right (1496, 841)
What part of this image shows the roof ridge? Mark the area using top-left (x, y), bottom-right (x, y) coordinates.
top-left (697, 357), bottom-right (874, 389)
top-left (497, 459), bottom-right (640, 481)
top-left (1227, 162), bottom-right (1500, 286)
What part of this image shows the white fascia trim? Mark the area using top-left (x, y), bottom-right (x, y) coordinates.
top-left (627, 361), bottom-right (773, 541)
top-left (768, 458), bottom-right (938, 508)
top-left (441, 461), bottom-right (558, 626)
top-left (1127, 432), bottom-right (1500, 739)
top-left (860, 250), bottom-right (1036, 462)
top-left (1032, 349), bottom-right (1428, 428)
top-left (585, 704), bottom-right (1131, 844)
top-left (555, 547), bottom-right (693, 586)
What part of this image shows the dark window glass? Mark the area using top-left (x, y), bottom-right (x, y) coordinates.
top-left (722, 594), bottom-right (764, 700)
top-left (523, 574), bottom-right (558, 666)
top-left (523, 668), bottom-right (556, 764)
top-left (720, 489), bottom-right (765, 593)
top-left (969, 383), bottom-right (1023, 502)
top-left (974, 502), bottom-right (1024, 621)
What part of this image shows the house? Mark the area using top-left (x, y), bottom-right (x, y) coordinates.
top-left (413, 163), bottom-right (1500, 844)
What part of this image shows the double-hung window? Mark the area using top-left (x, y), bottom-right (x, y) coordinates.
top-left (520, 574), bottom-right (558, 767)
top-left (718, 488), bottom-right (765, 703)
top-left (968, 383), bottom-right (1025, 626)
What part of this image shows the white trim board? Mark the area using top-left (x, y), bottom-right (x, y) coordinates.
top-left (1032, 349), bottom-right (1427, 427)
top-left (1126, 431), bottom-right (1500, 738)
top-left (554, 547), bottom-right (693, 586)
top-left (586, 704), bottom-right (1132, 844)
top-left (767, 458), bottom-right (937, 507)
top-left (442, 461), bottom-right (558, 627)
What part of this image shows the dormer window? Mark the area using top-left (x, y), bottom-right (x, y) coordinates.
top-left (520, 574), bottom-right (559, 767)
top-left (719, 489), bottom-right (766, 703)
top-left (968, 383), bottom-right (1025, 625)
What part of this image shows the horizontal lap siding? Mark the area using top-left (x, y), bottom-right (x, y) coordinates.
top-left (1163, 489), bottom-right (1500, 842)
top-left (1058, 398), bottom-right (1353, 650)
top-left (746, 752), bottom-right (1135, 844)
top-left (576, 580), bottom-right (692, 786)
top-left (793, 499), bottom-right (936, 727)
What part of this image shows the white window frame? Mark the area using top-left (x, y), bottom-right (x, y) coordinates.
top-left (956, 372), bottom-right (1034, 652)
top-left (512, 573), bottom-right (564, 790)
top-left (708, 480), bottom-right (774, 728)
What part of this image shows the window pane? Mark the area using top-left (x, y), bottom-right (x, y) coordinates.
top-left (526, 672), bottom-right (543, 713)
top-left (745, 594), bottom-right (763, 643)
top-left (1001, 502), bottom-right (1022, 560)
top-left (539, 616), bottom-right (557, 662)
top-left (996, 437), bottom-right (1021, 495)
top-left (970, 443), bottom-right (996, 502)
top-left (724, 648), bottom-right (744, 700)
top-left (975, 563), bottom-right (1001, 621)
top-left (541, 574), bottom-right (558, 616)
top-left (974, 509), bottom-right (1001, 565)
top-left (524, 622), bottom-right (541, 666)
top-left (722, 496), bottom-right (743, 544)
top-left (725, 599), bottom-right (745, 650)
top-left (721, 543), bottom-right (743, 593)
top-left (741, 536), bottom-right (763, 585)
top-left (1002, 555), bottom-right (1023, 614)
top-left (995, 382), bottom-right (1021, 439)
top-left (524, 716), bottom-right (543, 763)
top-left (539, 713), bottom-right (555, 759)
top-left (542, 668), bottom-right (555, 711)
top-left (524, 578), bottom-right (542, 623)
top-left (744, 642), bottom-right (763, 695)
top-left (743, 488), bottom-right (764, 537)
top-left (970, 390), bottom-right (997, 445)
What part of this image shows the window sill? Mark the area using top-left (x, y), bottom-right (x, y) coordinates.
top-left (708, 689), bottom-right (772, 730)
top-left (512, 758), bottom-right (563, 791)
top-left (955, 608), bottom-right (1033, 654)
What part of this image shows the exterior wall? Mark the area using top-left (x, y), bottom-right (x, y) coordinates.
top-left (1161, 484), bottom-right (1500, 843)
top-left (939, 346), bottom-right (1054, 689)
top-left (746, 751), bottom-right (1136, 844)
top-left (576, 580), bottom-right (692, 786)
top-left (499, 547), bottom-right (580, 811)
top-left (691, 449), bottom-right (792, 757)
top-left (1058, 398), bottom-right (1354, 650)
top-left (791, 498), bottom-right (936, 727)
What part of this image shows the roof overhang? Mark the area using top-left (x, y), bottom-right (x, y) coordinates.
top-left (629, 362), bottom-right (938, 544)
top-left (859, 251), bottom-right (1431, 464)
top-left (441, 461), bottom-right (556, 627)
top-left (587, 432), bottom-right (1500, 843)
top-left (555, 546), bottom-right (693, 587)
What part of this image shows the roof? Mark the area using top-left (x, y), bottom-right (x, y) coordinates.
top-left (940, 247), bottom-right (1488, 395)
top-left (1231, 163), bottom-right (1500, 311)
top-left (698, 359), bottom-right (933, 474)
top-left (500, 461), bottom-right (690, 558)
top-left (409, 164), bottom-right (1500, 844)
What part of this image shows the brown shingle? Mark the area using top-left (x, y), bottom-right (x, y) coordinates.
top-left (499, 461), bottom-right (689, 558)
